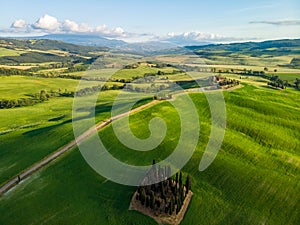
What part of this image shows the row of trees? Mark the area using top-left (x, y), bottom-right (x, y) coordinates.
top-left (135, 160), bottom-right (192, 216)
top-left (0, 90), bottom-right (51, 109)
top-left (215, 68), bottom-right (299, 89)
top-left (0, 81), bottom-right (173, 109)
top-left (0, 98), bottom-right (36, 109)
top-left (0, 89), bottom-right (72, 109)
top-left (267, 75), bottom-right (287, 89)
top-left (144, 61), bottom-right (173, 68)
top-left (217, 68), bottom-right (270, 78)
top-left (0, 67), bottom-right (30, 76)
top-left (74, 84), bottom-right (124, 97)
top-left (215, 75), bottom-right (240, 87)
top-left (125, 83), bottom-right (170, 94)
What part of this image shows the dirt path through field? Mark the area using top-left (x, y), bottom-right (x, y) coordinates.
top-left (0, 84), bottom-right (241, 197)
top-left (0, 100), bottom-right (158, 196)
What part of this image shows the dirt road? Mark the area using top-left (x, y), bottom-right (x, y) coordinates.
top-left (0, 100), bottom-right (158, 196)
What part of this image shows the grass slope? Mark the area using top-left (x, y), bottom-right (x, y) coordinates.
top-left (0, 84), bottom-right (299, 225)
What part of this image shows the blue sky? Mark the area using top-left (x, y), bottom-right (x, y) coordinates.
top-left (1, 0), bottom-right (300, 42)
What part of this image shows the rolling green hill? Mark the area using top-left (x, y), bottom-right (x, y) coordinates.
top-left (186, 39), bottom-right (300, 56)
top-left (0, 83), bottom-right (299, 225)
top-left (0, 38), bottom-right (108, 55)
top-left (0, 38), bottom-right (109, 64)
top-left (185, 39), bottom-right (300, 68)
top-left (0, 38), bottom-right (299, 225)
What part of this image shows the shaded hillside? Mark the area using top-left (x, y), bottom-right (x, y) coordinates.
top-left (186, 39), bottom-right (300, 57)
top-left (0, 38), bottom-right (108, 56)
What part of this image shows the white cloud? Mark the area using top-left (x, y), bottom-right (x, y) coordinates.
top-left (94, 25), bottom-right (126, 37)
top-left (113, 27), bottom-right (124, 35)
top-left (167, 32), bottom-right (175, 37)
top-left (62, 19), bottom-right (90, 33)
top-left (11, 19), bottom-right (27, 28)
top-left (5, 16), bottom-right (240, 44)
top-left (166, 32), bottom-right (226, 41)
top-left (160, 32), bottom-right (239, 45)
top-left (250, 20), bottom-right (300, 26)
top-left (6, 14), bottom-right (127, 38)
top-left (32, 14), bottom-right (60, 31)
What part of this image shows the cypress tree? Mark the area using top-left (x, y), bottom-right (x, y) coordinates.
top-left (169, 199), bottom-right (174, 215)
top-left (137, 186), bottom-right (141, 195)
top-left (140, 187), bottom-right (146, 205)
top-left (155, 198), bottom-right (161, 208)
top-left (185, 174), bottom-right (191, 194)
top-left (151, 183), bottom-right (155, 192)
top-left (176, 197), bottom-right (182, 214)
top-left (180, 186), bottom-right (185, 203)
top-left (165, 206), bottom-right (169, 214)
top-left (174, 184), bottom-right (178, 196)
top-left (152, 159), bottom-right (156, 165)
top-left (176, 206), bottom-right (180, 214)
top-left (160, 182), bottom-right (166, 200)
top-left (150, 191), bottom-right (155, 209)
top-left (179, 171), bottom-right (183, 187)
top-left (170, 196), bottom-right (175, 215)
top-left (146, 195), bottom-right (150, 207)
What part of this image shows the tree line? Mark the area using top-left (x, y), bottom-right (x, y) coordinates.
top-left (267, 75), bottom-right (288, 89)
top-left (216, 67), bottom-right (299, 89)
top-left (215, 75), bottom-right (240, 87)
top-left (0, 90), bottom-right (52, 109)
top-left (0, 89), bottom-right (73, 109)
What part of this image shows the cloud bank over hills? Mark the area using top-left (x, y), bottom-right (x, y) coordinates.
top-left (3, 14), bottom-right (244, 45)
top-left (9, 14), bottom-right (126, 38)
top-left (4, 14), bottom-right (299, 46)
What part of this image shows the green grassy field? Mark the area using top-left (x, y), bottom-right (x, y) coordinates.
top-left (0, 83), bottom-right (299, 225)
top-left (201, 55), bottom-right (295, 67)
top-left (200, 64), bottom-right (300, 73)
top-left (65, 65), bottom-right (177, 80)
top-left (0, 75), bottom-right (125, 100)
top-left (0, 76), bottom-right (81, 99)
top-left (0, 72), bottom-right (153, 185)
top-left (0, 42), bottom-right (299, 224)
top-left (271, 73), bottom-right (300, 81)
top-left (0, 62), bottom-right (176, 186)
top-left (0, 47), bottom-right (25, 57)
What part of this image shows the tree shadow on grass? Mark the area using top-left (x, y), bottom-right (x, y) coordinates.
top-left (22, 102), bottom-right (114, 137)
top-left (22, 119), bottom-right (73, 137)
top-left (48, 114), bottom-right (66, 122)
top-left (22, 99), bottom-right (153, 137)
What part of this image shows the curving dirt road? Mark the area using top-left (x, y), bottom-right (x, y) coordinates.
top-left (0, 100), bottom-right (158, 196)
top-left (0, 84), bottom-right (239, 197)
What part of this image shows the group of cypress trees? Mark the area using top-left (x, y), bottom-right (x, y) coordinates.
top-left (135, 160), bottom-right (191, 216)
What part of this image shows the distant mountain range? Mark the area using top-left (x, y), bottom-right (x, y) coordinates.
top-left (1, 34), bottom-right (300, 57)
top-left (11, 34), bottom-right (211, 53)
top-left (17, 34), bottom-right (127, 48)
top-left (186, 38), bottom-right (300, 57)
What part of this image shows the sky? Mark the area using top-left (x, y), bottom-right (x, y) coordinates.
top-left (1, 0), bottom-right (300, 43)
